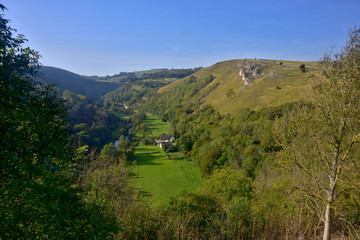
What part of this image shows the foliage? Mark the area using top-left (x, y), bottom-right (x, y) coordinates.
top-left (276, 27), bottom-right (360, 239)
top-left (200, 146), bottom-right (224, 176)
top-left (36, 66), bottom-right (121, 100)
top-left (152, 169), bottom-right (254, 239)
top-left (62, 89), bottom-right (127, 148)
top-left (94, 68), bottom-right (200, 82)
top-left (102, 68), bottom-right (201, 111)
top-left (226, 88), bottom-right (235, 98)
top-left (79, 144), bottom-right (134, 207)
top-left (133, 143), bottom-right (202, 205)
top-left (0, 6), bottom-right (116, 238)
top-left (135, 123), bottom-right (152, 137)
top-left (3, 3), bottom-right (359, 238)
top-left (299, 63), bottom-right (306, 72)
top-left (200, 168), bottom-right (253, 201)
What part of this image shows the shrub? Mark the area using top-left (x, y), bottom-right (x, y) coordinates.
top-left (299, 64), bottom-right (306, 72)
top-left (141, 138), bottom-right (155, 145)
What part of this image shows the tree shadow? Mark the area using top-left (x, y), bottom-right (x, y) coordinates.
top-left (137, 153), bottom-right (164, 166)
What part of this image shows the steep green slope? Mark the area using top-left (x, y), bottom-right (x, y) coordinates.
top-left (160, 59), bottom-right (321, 114)
top-left (35, 66), bottom-right (121, 99)
top-left (104, 69), bottom-right (200, 107)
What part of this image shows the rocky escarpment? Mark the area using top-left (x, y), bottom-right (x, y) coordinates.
top-left (239, 62), bottom-right (264, 88)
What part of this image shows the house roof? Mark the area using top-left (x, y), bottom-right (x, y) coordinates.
top-left (159, 135), bottom-right (173, 141)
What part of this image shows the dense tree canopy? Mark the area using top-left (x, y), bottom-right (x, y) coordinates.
top-left (1, 3), bottom-right (359, 239)
top-left (277, 27), bottom-right (360, 240)
top-left (0, 5), bottom-right (116, 238)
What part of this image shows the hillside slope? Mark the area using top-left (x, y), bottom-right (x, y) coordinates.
top-left (160, 59), bottom-right (321, 114)
top-left (35, 66), bottom-right (121, 99)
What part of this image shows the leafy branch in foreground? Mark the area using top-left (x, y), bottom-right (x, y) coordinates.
top-left (276, 26), bottom-right (360, 240)
top-left (0, 6), bottom-right (116, 238)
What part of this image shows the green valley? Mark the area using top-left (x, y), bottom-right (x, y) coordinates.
top-left (132, 115), bottom-right (202, 205)
top-left (133, 143), bottom-right (202, 205)
top-left (2, 4), bottom-right (360, 239)
top-left (137, 115), bottom-right (172, 138)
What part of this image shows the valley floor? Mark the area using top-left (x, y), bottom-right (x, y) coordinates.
top-left (131, 115), bottom-right (202, 205)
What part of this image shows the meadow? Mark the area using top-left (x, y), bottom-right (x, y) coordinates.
top-left (132, 116), bottom-right (202, 205)
top-left (141, 114), bottom-right (172, 138)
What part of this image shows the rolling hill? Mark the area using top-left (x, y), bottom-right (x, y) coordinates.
top-left (35, 66), bottom-right (122, 99)
top-left (159, 59), bottom-right (321, 114)
top-left (36, 66), bottom-right (200, 100)
top-left (36, 59), bottom-right (321, 112)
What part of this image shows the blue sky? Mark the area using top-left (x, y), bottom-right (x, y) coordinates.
top-left (2, 0), bottom-right (360, 76)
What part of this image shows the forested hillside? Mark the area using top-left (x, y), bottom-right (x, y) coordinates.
top-left (35, 65), bottom-right (198, 149)
top-left (35, 66), bottom-right (122, 99)
top-left (103, 68), bottom-right (200, 108)
top-left (2, 3), bottom-right (360, 239)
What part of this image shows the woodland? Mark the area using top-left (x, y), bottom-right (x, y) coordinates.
top-left (1, 4), bottom-right (360, 240)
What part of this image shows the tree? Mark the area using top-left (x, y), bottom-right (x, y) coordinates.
top-left (226, 88), bottom-right (235, 98)
top-left (135, 122), bottom-right (152, 137)
top-left (299, 64), bottom-right (306, 72)
top-left (277, 27), bottom-right (360, 239)
top-left (200, 146), bottom-right (224, 176)
top-left (0, 5), bottom-right (116, 238)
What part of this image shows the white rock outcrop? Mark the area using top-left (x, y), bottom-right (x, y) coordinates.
top-left (239, 63), bottom-right (262, 88)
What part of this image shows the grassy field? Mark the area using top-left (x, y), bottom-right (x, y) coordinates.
top-left (141, 115), bottom-right (172, 138)
top-left (132, 116), bottom-right (202, 205)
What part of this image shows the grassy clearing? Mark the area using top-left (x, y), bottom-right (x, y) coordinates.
top-left (132, 144), bottom-right (202, 205)
top-left (132, 115), bottom-right (202, 205)
top-left (142, 115), bottom-right (172, 138)
top-left (108, 110), bottom-right (130, 120)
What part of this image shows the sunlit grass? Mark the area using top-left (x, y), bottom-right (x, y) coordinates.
top-left (132, 115), bottom-right (202, 205)
top-left (159, 59), bottom-right (321, 114)
top-left (132, 143), bottom-right (202, 205)
top-left (142, 115), bottom-right (171, 138)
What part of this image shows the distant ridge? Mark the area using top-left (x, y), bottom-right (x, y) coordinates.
top-left (35, 66), bottom-right (121, 99)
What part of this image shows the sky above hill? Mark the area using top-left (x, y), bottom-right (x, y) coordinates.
top-left (2, 0), bottom-right (360, 76)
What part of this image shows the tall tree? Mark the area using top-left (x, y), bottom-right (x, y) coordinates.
top-left (0, 5), bottom-right (116, 238)
top-left (277, 27), bottom-right (360, 239)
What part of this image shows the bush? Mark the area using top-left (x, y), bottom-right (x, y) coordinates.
top-left (141, 138), bottom-right (155, 145)
top-left (299, 64), bottom-right (306, 72)
top-left (167, 145), bottom-right (178, 152)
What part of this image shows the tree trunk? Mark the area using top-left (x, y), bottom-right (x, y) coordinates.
top-left (323, 203), bottom-right (331, 240)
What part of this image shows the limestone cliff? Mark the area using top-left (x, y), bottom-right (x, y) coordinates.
top-left (239, 62), bottom-right (264, 88)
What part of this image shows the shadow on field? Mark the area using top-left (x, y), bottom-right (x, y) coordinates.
top-left (135, 146), bottom-right (159, 153)
top-left (137, 154), bottom-right (164, 166)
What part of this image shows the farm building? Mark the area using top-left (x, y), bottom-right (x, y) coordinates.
top-left (156, 135), bottom-right (175, 149)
